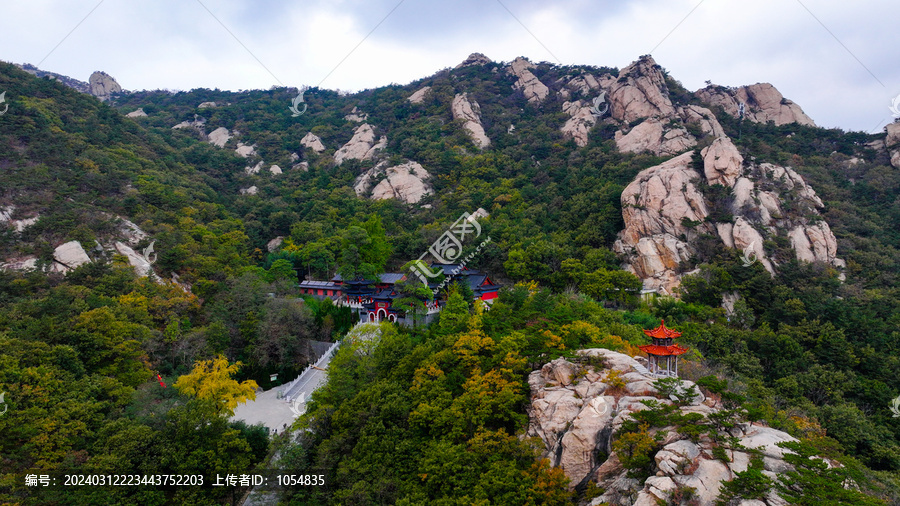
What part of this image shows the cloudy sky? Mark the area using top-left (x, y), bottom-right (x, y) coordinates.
top-left (2, 0), bottom-right (898, 132)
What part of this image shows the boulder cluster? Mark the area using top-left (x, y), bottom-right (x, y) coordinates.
top-left (527, 349), bottom-right (808, 506)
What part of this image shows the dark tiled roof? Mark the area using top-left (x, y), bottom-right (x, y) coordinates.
top-left (300, 281), bottom-right (339, 289)
top-left (378, 273), bottom-right (405, 284)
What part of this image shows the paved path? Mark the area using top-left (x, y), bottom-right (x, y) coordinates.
top-left (231, 343), bottom-right (339, 432)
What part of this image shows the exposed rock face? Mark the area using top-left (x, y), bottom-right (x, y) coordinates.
top-left (267, 237), bottom-right (284, 253)
top-left (615, 118), bottom-right (696, 156)
top-left (451, 93), bottom-right (490, 149)
top-left (88, 71), bottom-right (121, 101)
top-left (197, 101), bottom-right (217, 108)
top-left (116, 217), bottom-right (149, 245)
top-left (561, 100), bottom-right (598, 147)
top-left (527, 349), bottom-right (803, 506)
top-left (333, 124), bottom-right (385, 165)
top-left (354, 161), bottom-right (433, 204)
top-left (455, 52), bottom-right (492, 69)
top-left (407, 86), bottom-right (431, 104)
top-left (0, 205), bottom-right (39, 233)
top-left (886, 122), bottom-right (900, 169)
top-left (606, 57), bottom-right (734, 156)
top-left (173, 115), bottom-right (206, 132)
top-left (701, 137), bottom-right (744, 187)
top-left (608, 55), bottom-right (676, 124)
top-left (696, 83), bottom-right (815, 127)
top-left (235, 142), bottom-right (257, 158)
top-left (616, 135), bottom-right (843, 293)
top-left (207, 127), bottom-right (232, 148)
top-left (614, 152), bottom-right (712, 294)
top-left (239, 186), bottom-right (258, 195)
top-left (344, 106), bottom-right (368, 122)
top-left (245, 161), bottom-right (263, 175)
top-left (559, 73), bottom-right (605, 100)
top-left (125, 108), bottom-right (147, 118)
top-left (293, 161), bottom-right (309, 172)
top-left (114, 242), bottom-right (154, 277)
top-left (269, 164), bottom-right (282, 175)
top-left (680, 105), bottom-right (726, 138)
top-left (508, 57), bottom-right (549, 104)
top-left (300, 132), bottom-right (326, 153)
top-left (52, 241), bottom-right (92, 273)
top-left (0, 256), bottom-right (38, 271)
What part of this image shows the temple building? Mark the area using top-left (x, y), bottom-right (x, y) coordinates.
top-left (639, 320), bottom-right (689, 378)
top-left (299, 263), bottom-right (500, 325)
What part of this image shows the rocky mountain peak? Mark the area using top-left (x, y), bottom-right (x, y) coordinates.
top-left (609, 55), bottom-right (676, 123)
top-left (696, 83), bottom-right (815, 127)
top-left (455, 52), bottom-right (493, 69)
top-left (88, 71), bottom-right (122, 101)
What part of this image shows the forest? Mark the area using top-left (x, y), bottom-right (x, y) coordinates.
top-left (0, 57), bottom-right (899, 504)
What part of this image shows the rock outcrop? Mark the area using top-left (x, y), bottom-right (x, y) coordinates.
top-left (508, 57), bottom-right (549, 104)
top-left (616, 134), bottom-right (844, 294)
top-left (197, 101), bottom-right (217, 109)
top-left (114, 242), bottom-right (154, 278)
top-left (51, 240), bottom-right (92, 273)
top-left (695, 83), bottom-right (815, 127)
top-left (614, 152), bottom-right (711, 294)
top-left (88, 71), bottom-right (121, 101)
top-left (354, 161), bottom-right (432, 204)
top-left (172, 115), bottom-right (206, 133)
top-left (239, 186), bottom-right (258, 195)
top-left (885, 122), bottom-right (900, 169)
top-left (0, 205), bottom-right (39, 233)
top-left (269, 164), bottom-right (282, 175)
top-left (333, 124), bottom-right (385, 165)
top-left (125, 108), bottom-right (147, 118)
top-left (455, 52), bottom-right (492, 69)
top-left (451, 93), bottom-right (490, 149)
top-left (527, 349), bottom-right (805, 506)
top-left (235, 142), bottom-right (257, 158)
top-left (607, 58), bottom-right (729, 156)
top-left (615, 118), bottom-right (696, 156)
top-left (608, 56), bottom-right (676, 124)
top-left (407, 86), bottom-right (431, 104)
top-left (300, 132), bottom-right (326, 153)
top-left (561, 100), bottom-right (598, 148)
top-left (701, 137), bottom-right (743, 187)
top-left (245, 161), bottom-right (263, 175)
top-left (267, 237), bottom-right (284, 252)
top-left (207, 127), bottom-right (232, 148)
top-left (344, 106), bottom-right (368, 122)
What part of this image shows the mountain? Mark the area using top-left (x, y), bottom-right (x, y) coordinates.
top-left (1, 53), bottom-right (899, 504)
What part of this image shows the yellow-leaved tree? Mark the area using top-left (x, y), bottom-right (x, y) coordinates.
top-left (174, 355), bottom-right (258, 416)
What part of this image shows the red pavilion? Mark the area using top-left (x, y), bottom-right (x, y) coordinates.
top-left (639, 320), bottom-right (688, 378)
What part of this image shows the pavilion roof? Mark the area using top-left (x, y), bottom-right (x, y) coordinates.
top-left (638, 344), bottom-right (689, 356)
top-left (643, 319), bottom-right (682, 339)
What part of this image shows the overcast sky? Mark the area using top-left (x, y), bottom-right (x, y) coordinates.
top-left (2, 0), bottom-right (898, 132)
